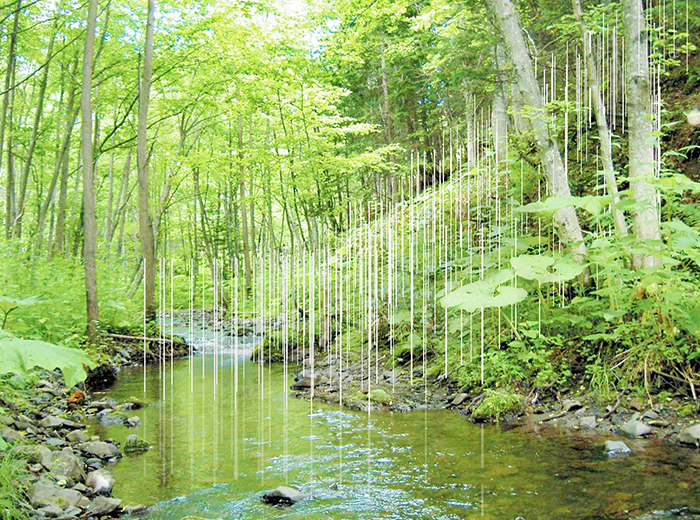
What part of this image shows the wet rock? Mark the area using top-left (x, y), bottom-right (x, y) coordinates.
top-left (291, 375), bottom-right (330, 390)
top-left (125, 416), bottom-right (141, 428)
top-left (88, 496), bottom-right (122, 515)
top-left (66, 430), bottom-right (89, 443)
top-left (620, 420), bottom-right (652, 438)
top-left (605, 440), bottom-right (632, 456)
top-left (451, 393), bottom-right (469, 407)
top-left (40, 447), bottom-right (84, 485)
top-left (1, 427), bottom-right (23, 443)
top-left (96, 409), bottom-right (127, 426)
top-left (81, 441), bottom-right (121, 459)
top-left (123, 434), bottom-right (149, 454)
top-left (678, 424), bottom-right (700, 446)
top-left (123, 505), bottom-right (150, 516)
top-left (40, 416), bottom-right (66, 429)
top-left (261, 485), bottom-right (307, 506)
top-left (578, 416), bottom-right (597, 429)
top-left (86, 469), bottom-right (115, 495)
top-left (90, 400), bottom-right (115, 411)
top-left (562, 399), bottom-right (583, 412)
top-left (30, 480), bottom-right (88, 509)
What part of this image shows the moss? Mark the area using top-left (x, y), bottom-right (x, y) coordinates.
top-left (472, 389), bottom-right (522, 421)
top-left (367, 388), bottom-right (392, 404)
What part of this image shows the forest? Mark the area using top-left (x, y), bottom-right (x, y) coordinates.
top-left (0, 0), bottom-right (699, 518)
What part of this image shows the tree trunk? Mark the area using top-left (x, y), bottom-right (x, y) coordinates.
top-left (238, 114), bottom-right (253, 294)
top-left (623, 0), bottom-right (661, 268)
top-left (1, 0), bottom-right (21, 240)
top-left (492, 43), bottom-right (508, 167)
top-left (488, 0), bottom-right (587, 259)
top-left (15, 16), bottom-right (57, 238)
top-left (81, 0), bottom-right (100, 341)
top-left (573, 0), bottom-right (628, 238)
top-left (138, 0), bottom-right (157, 320)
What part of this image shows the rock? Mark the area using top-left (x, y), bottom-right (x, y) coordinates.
top-left (678, 424), bottom-right (700, 446)
top-left (96, 409), bottom-right (127, 426)
top-left (84, 365), bottom-right (118, 391)
top-left (86, 469), bottom-right (115, 495)
top-left (81, 441), bottom-right (121, 459)
top-left (562, 399), bottom-right (583, 412)
top-left (605, 440), bottom-right (632, 456)
top-left (37, 504), bottom-right (63, 518)
top-left (1, 427), bottom-right (23, 443)
top-left (123, 434), bottom-right (149, 454)
top-left (578, 416), bottom-right (597, 429)
top-left (30, 481), bottom-right (88, 509)
top-left (45, 437), bottom-right (66, 448)
top-left (90, 401), bottom-right (114, 411)
top-left (628, 397), bottom-right (644, 411)
top-left (40, 416), bottom-right (65, 429)
top-left (40, 447), bottom-right (84, 485)
top-left (451, 393), bottom-right (469, 407)
top-left (0, 415), bottom-right (14, 427)
top-left (123, 505), bottom-right (150, 516)
top-left (642, 410), bottom-right (659, 421)
top-left (66, 430), bottom-right (89, 443)
top-left (620, 420), bottom-right (652, 438)
top-left (88, 496), bottom-right (122, 515)
top-left (291, 375), bottom-right (329, 390)
top-left (260, 485), bottom-right (307, 506)
top-left (125, 416), bottom-right (141, 428)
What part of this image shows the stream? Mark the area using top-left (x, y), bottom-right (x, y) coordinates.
top-left (91, 324), bottom-right (699, 519)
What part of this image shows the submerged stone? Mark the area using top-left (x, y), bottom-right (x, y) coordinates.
top-left (123, 434), bottom-right (150, 454)
top-left (261, 485), bottom-right (307, 506)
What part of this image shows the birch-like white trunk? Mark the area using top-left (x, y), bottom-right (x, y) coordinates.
top-left (488, 0), bottom-right (587, 259)
top-left (623, 0), bottom-right (661, 268)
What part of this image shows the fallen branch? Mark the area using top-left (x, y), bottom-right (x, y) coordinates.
top-left (539, 411), bottom-right (567, 423)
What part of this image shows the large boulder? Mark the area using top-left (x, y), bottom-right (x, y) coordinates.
top-left (40, 447), bottom-right (84, 484)
top-left (30, 481), bottom-right (89, 510)
top-left (678, 424), bottom-right (700, 446)
top-left (80, 441), bottom-right (121, 459)
top-left (260, 485), bottom-right (307, 506)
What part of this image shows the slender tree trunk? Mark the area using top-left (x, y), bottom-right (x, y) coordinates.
top-left (488, 0), bottom-right (587, 260)
top-left (623, 0), bottom-right (661, 268)
top-left (492, 43), bottom-right (508, 167)
top-left (573, 0), bottom-right (628, 238)
top-left (15, 17), bottom-right (57, 237)
top-left (81, 0), bottom-right (100, 341)
top-left (238, 114), bottom-right (253, 294)
top-left (138, 0), bottom-right (157, 320)
top-left (1, 0), bottom-right (21, 239)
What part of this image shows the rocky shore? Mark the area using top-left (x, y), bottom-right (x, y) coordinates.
top-left (0, 332), bottom-right (187, 520)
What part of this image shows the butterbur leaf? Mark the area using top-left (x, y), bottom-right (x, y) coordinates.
top-left (440, 269), bottom-right (527, 313)
top-left (0, 335), bottom-right (96, 388)
top-left (510, 255), bottom-right (586, 284)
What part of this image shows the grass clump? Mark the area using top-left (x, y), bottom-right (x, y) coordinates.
top-left (0, 453), bottom-right (30, 520)
top-left (472, 389), bottom-right (523, 422)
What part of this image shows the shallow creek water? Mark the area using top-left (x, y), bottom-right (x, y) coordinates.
top-left (93, 351), bottom-right (698, 519)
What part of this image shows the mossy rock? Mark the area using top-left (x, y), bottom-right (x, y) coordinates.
top-left (345, 388), bottom-right (392, 408)
top-left (367, 388), bottom-right (392, 405)
top-left (123, 435), bottom-right (150, 454)
top-left (472, 389), bottom-right (522, 422)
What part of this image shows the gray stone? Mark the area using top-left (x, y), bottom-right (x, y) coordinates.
top-left (562, 399), bottom-right (583, 412)
top-left (125, 416), bottom-right (141, 428)
top-left (290, 375), bottom-right (330, 390)
top-left (81, 441), bottom-right (121, 459)
top-left (40, 447), bottom-right (84, 484)
top-left (40, 416), bottom-right (65, 429)
top-left (37, 504), bottom-right (63, 518)
top-left (0, 415), bottom-right (14, 427)
top-left (122, 505), bottom-right (150, 516)
top-left (45, 438), bottom-right (66, 448)
top-left (605, 440), bottom-right (632, 455)
top-left (620, 420), bottom-right (652, 438)
top-left (642, 410), bottom-right (659, 421)
top-left (1, 427), bottom-right (23, 443)
top-left (261, 485), bottom-right (307, 506)
top-left (66, 430), bottom-right (89, 443)
top-left (30, 481), bottom-right (86, 509)
top-left (678, 424), bottom-right (700, 446)
top-left (86, 469), bottom-right (115, 495)
top-left (451, 393), bottom-right (469, 407)
top-left (88, 496), bottom-right (122, 515)
top-left (578, 416), bottom-right (597, 429)
top-left (96, 409), bottom-right (127, 426)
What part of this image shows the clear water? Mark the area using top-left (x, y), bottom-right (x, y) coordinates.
top-left (93, 355), bottom-right (699, 519)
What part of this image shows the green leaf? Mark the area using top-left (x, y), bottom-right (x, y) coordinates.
top-left (514, 195), bottom-right (606, 216)
top-left (440, 269), bottom-right (527, 313)
top-left (510, 255), bottom-right (586, 283)
top-left (0, 336), bottom-right (96, 388)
